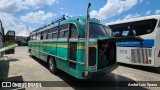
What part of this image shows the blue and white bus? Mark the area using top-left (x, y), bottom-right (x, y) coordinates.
top-left (107, 15), bottom-right (160, 69)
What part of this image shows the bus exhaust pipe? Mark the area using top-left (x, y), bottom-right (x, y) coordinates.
top-left (84, 3), bottom-right (91, 77)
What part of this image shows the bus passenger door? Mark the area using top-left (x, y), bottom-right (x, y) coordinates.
top-left (68, 24), bottom-right (78, 70)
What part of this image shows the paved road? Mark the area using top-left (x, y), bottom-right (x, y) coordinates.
top-left (0, 46), bottom-right (160, 90)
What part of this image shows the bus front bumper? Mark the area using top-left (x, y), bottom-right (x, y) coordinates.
top-left (82, 64), bottom-right (118, 78)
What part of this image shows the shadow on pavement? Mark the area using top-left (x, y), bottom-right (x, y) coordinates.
top-left (119, 63), bottom-right (160, 74)
top-left (0, 57), bottom-right (25, 90)
top-left (31, 55), bottom-right (148, 90)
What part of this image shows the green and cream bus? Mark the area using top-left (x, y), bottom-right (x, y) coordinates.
top-left (28, 15), bottom-right (120, 79)
top-left (28, 4), bottom-right (142, 79)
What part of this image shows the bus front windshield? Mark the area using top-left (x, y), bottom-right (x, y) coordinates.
top-left (89, 23), bottom-right (112, 38)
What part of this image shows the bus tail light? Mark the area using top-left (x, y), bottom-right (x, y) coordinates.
top-left (91, 66), bottom-right (97, 70)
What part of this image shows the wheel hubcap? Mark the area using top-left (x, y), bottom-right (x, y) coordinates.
top-left (49, 59), bottom-right (54, 70)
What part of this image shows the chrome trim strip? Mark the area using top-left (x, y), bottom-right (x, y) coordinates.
top-left (59, 29), bottom-right (68, 32)
top-left (69, 59), bottom-right (85, 65)
top-left (69, 38), bottom-right (78, 42)
top-left (79, 38), bottom-right (97, 42)
top-left (56, 56), bottom-right (67, 61)
top-left (48, 31), bottom-right (58, 34)
top-left (28, 38), bottom-right (97, 43)
top-left (28, 39), bottom-right (57, 42)
top-left (57, 38), bottom-right (68, 42)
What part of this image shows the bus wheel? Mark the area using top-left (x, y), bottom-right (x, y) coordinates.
top-left (48, 56), bottom-right (57, 74)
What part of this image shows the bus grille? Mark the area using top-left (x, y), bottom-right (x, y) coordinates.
top-left (131, 48), bottom-right (152, 64)
top-left (98, 41), bottom-right (116, 70)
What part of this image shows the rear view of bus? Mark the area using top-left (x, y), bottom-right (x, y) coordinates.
top-left (28, 3), bottom-right (145, 79)
top-left (108, 15), bottom-right (160, 69)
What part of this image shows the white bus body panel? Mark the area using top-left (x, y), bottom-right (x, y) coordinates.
top-left (117, 47), bottom-right (155, 66)
top-left (154, 26), bottom-right (160, 67)
top-left (117, 29), bottom-right (156, 67)
top-left (109, 15), bottom-right (160, 67)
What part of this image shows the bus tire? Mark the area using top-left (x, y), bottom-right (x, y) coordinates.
top-left (48, 56), bottom-right (57, 74)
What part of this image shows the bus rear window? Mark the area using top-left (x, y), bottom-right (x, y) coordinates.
top-left (109, 19), bottom-right (157, 37)
top-left (89, 23), bottom-right (110, 38)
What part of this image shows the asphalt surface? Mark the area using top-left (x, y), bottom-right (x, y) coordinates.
top-left (0, 46), bottom-right (160, 90)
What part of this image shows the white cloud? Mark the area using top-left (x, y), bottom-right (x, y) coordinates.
top-left (20, 11), bottom-right (56, 23)
top-left (25, 0), bottom-right (57, 9)
top-left (155, 10), bottom-right (160, 14)
top-left (0, 12), bottom-right (25, 34)
top-left (123, 13), bottom-right (141, 20)
top-left (145, 10), bottom-right (151, 15)
top-left (0, 0), bottom-right (57, 14)
top-left (90, 0), bottom-right (138, 20)
top-left (0, 0), bottom-right (58, 34)
top-left (0, 0), bottom-right (27, 14)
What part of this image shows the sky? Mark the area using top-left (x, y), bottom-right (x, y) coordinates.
top-left (0, 0), bottom-right (160, 34)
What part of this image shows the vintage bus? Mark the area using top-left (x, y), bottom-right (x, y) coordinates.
top-left (28, 16), bottom-right (119, 79)
top-left (107, 15), bottom-right (160, 69)
top-left (28, 4), bottom-right (142, 79)
top-left (0, 20), bottom-right (16, 59)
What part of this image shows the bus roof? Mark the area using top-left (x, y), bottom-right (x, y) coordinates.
top-left (107, 15), bottom-right (160, 25)
top-left (30, 16), bottom-right (102, 37)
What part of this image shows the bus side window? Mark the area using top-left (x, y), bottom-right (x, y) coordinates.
top-left (40, 32), bottom-right (43, 40)
top-left (37, 33), bottom-right (41, 40)
top-left (59, 24), bottom-right (69, 38)
top-left (58, 31), bottom-right (64, 38)
top-left (53, 33), bottom-right (58, 38)
top-left (64, 30), bottom-right (68, 37)
top-left (48, 29), bottom-right (52, 39)
top-left (53, 27), bottom-right (58, 38)
top-left (69, 24), bottom-right (78, 38)
top-left (42, 31), bottom-right (48, 39)
top-left (48, 27), bottom-right (58, 39)
top-left (33, 34), bottom-right (36, 40)
top-left (31, 35), bottom-right (33, 40)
